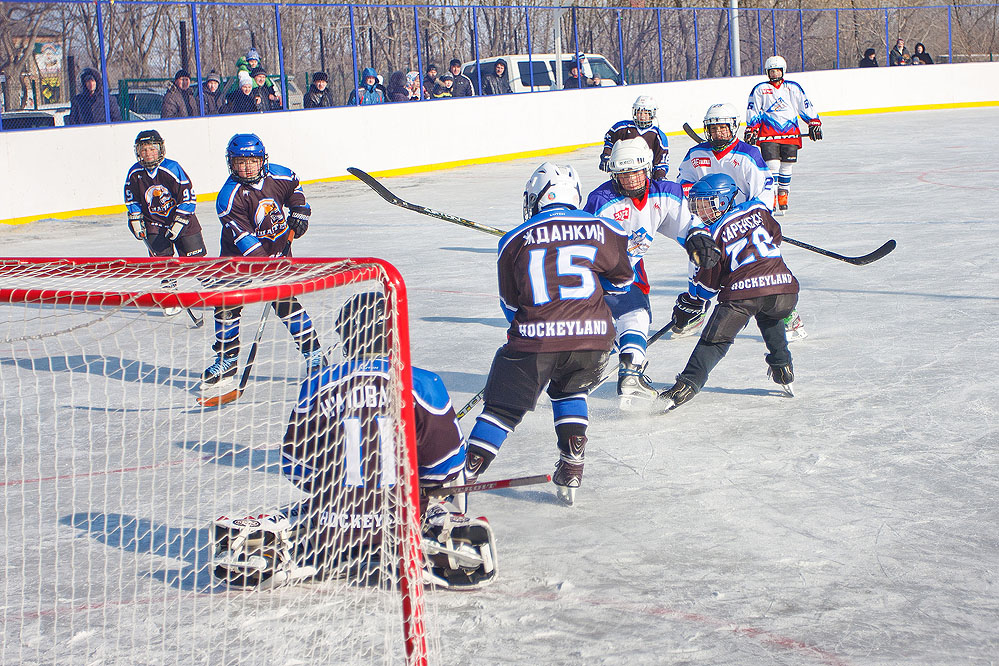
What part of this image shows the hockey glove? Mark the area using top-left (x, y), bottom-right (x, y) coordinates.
top-left (598, 155), bottom-right (611, 173)
top-left (165, 218), bottom-right (187, 241)
top-left (808, 122), bottom-right (823, 141)
top-left (652, 167), bottom-right (668, 181)
top-left (128, 212), bottom-right (146, 240)
top-left (684, 227), bottom-right (721, 269)
top-left (673, 293), bottom-right (709, 332)
top-left (744, 127), bottom-right (760, 145)
top-left (287, 209), bottom-right (310, 238)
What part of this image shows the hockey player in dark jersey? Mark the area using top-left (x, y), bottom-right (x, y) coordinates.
top-left (200, 133), bottom-right (325, 397)
top-left (212, 292), bottom-right (496, 589)
top-left (124, 129), bottom-right (207, 315)
top-left (659, 173), bottom-right (799, 410)
top-left (599, 95), bottom-right (669, 180)
top-left (464, 163), bottom-right (634, 505)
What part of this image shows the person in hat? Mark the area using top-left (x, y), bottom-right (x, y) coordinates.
top-left (304, 71), bottom-right (335, 108)
top-left (448, 58), bottom-right (475, 97)
top-left (66, 67), bottom-right (121, 125)
top-left (201, 70), bottom-right (224, 115)
top-left (431, 72), bottom-right (454, 99)
top-left (251, 66), bottom-right (282, 110)
top-left (422, 63), bottom-right (439, 100)
top-left (221, 71), bottom-right (263, 114)
top-left (161, 68), bottom-right (198, 118)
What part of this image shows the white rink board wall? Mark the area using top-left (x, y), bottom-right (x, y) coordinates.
top-left (2, 61), bottom-right (998, 224)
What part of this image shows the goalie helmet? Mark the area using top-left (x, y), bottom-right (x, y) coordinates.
top-left (608, 138), bottom-right (653, 199)
top-left (335, 291), bottom-right (388, 359)
top-left (703, 103), bottom-right (741, 151)
top-left (134, 129), bottom-right (165, 169)
top-left (764, 55), bottom-right (787, 81)
top-left (422, 503), bottom-right (497, 590)
top-left (687, 173), bottom-right (740, 223)
top-left (523, 162), bottom-right (582, 220)
top-left (226, 133), bottom-right (269, 185)
top-left (632, 95), bottom-right (657, 130)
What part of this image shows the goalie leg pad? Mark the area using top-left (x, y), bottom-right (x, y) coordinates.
top-left (422, 503), bottom-right (497, 590)
top-left (211, 511), bottom-right (316, 590)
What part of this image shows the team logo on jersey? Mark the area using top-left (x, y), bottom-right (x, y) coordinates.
top-left (767, 98), bottom-right (791, 113)
top-left (627, 228), bottom-right (653, 256)
top-left (144, 184), bottom-right (176, 218)
top-left (613, 208), bottom-right (630, 223)
top-left (693, 158), bottom-right (712, 168)
top-left (254, 199), bottom-right (287, 239)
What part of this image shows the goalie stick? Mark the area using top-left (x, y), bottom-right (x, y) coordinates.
top-left (426, 473), bottom-right (552, 498)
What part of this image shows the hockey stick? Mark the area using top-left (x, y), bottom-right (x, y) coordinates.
top-left (782, 237), bottom-right (896, 266)
top-left (682, 122), bottom-right (705, 143)
top-left (347, 167), bottom-right (506, 238)
top-left (425, 473), bottom-right (552, 498)
top-left (186, 307), bottom-right (205, 328)
top-left (197, 305), bottom-right (270, 407)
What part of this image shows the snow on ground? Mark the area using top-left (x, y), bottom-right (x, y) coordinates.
top-left (2, 107), bottom-right (998, 665)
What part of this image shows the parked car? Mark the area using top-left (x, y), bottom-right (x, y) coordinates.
top-left (124, 88), bottom-right (165, 121)
top-left (1, 110), bottom-right (57, 130)
top-left (461, 53), bottom-right (622, 93)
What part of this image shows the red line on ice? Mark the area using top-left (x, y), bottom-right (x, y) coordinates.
top-left (1, 458), bottom-right (199, 487)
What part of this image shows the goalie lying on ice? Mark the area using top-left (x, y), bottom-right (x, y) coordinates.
top-left (211, 292), bottom-right (497, 590)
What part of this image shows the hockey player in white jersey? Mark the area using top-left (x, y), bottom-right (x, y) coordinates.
top-left (678, 103), bottom-right (775, 208)
top-left (583, 138), bottom-right (714, 410)
top-left (745, 55), bottom-right (822, 215)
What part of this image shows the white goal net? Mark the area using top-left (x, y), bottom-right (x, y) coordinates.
top-left (1, 257), bottom-right (436, 666)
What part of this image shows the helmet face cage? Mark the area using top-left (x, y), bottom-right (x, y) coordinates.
top-left (687, 175), bottom-right (739, 223)
top-left (703, 103), bottom-right (740, 151)
top-left (632, 96), bottom-right (657, 130)
top-left (335, 292), bottom-right (389, 359)
top-left (226, 134), bottom-right (269, 185)
top-left (134, 130), bottom-right (165, 169)
top-left (523, 163), bottom-right (582, 220)
top-left (608, 139), bottom-right (653, 198)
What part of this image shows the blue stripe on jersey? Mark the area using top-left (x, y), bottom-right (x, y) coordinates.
top-left (217, 178), bottom-right (241, 217)
top-left (268, 163), bottom-right (296, 180)
top-left (499, 296), bottom-right (517, 323)
top-left (159, 159), bottom-right (190, 185)
top-left (293, 358), bottom-right (391, 413)
top-left (233, 232), bottom-right (262, 255)
top-left (412, 367), bottom-right (451, 412)
top-left (281, 452), bottom-right (314, 485)
top-left (419, 445), bottom-right (467, 482)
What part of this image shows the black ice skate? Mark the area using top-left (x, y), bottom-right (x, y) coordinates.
top-left (768, 362), bottom-right (795, 397)
top-left (617, 354), bottom-right (658, 411)
top-left (201, 351), bottom-right (239, 395)
top-left (658, 376), bottom-right (697, 411)
top-left (552, 436), bottom-right (586, 506)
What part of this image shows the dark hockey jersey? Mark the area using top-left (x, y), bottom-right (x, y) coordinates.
top-left (123, 158), bottom-right (202, 237)
top-left (215, 163), bottom-right (309, 257)
top-left (600, 120), bottom-right (669, 179)
top-left (689, 200), bottom-right (799, 302)
top-left (281, 361), bottom-right (465, 566)
top-left (497, 206), bottom-right (634, 353)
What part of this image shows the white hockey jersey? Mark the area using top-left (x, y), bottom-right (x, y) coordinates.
top-left (746, 79), bottom-right (819, 147)
top-left (677, 140), bottom-right (775, 210)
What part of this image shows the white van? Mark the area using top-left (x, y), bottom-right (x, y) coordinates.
top-left (461, 53), bottom-right (623, 93)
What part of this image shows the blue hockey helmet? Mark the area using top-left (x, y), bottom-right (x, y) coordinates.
top-left (226, 133), bottom-right (268, 185)
top-left (687, 173), bottom-right (739, 223)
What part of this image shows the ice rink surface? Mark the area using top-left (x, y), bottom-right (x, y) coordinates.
top-left (3, 107), bottom-right (998, 665)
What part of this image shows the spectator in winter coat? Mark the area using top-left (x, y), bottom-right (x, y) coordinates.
top-left (386, 71), bottom-right (412, 102)
top-left (251, 66), bottom-right (282, 110)
top-left (347, 67), bottom-right (387, 105)
top-left (161, 68), bottom-right (198, 118)
top-left (422, 64), bottom-right (439, 100)
top-left (431, 73), bottom-right (454, 99)
top-left (859, 48), bottom-right (879, 68)
top-left (889, 39), bottom-right (911, 66)
top-left (304, 72), bottom-right (335, 108)
top-left (911, 43), bottom-right (934, 65)
top-left (405, 71), bottom-right (422, 100)
top-left (221, 71), bottom-right (264, 114)
top-left (449, 58), bottom-right (475, 97)
top-left (481, 59), bottom-right (512, 96)
top-left (200, 71), bottom-right (224, 115)
top-left (563, 64), bottom-right (600, 89)
top-left (67, 68), bottom-right (122, 125)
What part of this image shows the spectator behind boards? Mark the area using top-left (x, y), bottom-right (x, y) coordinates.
top-left (251, 66), bottom-right (282, 110)
top-left (348, 67), bottom-right (387, 105)
top-left (449, 58), bottom-right (475, 97)
top-left (564, 63), bottom-right (600, 89)
top-left (431, 73), bottom-right (454, 99)
top-left (911, 43), bottom-right (934, 65)
top-left (386, 71), bottom-right (412, 102)
top-left (304, 72), bottom-right (335, 108)
top-left (67, 67), bottom-right (122, 125)
top-left (859, 48), bottom-right (879, 68)
top-left (221, 71), bottom-right (263, 114)
top-left (889, 38), bottom-right (911, 66)
top-left (481, 59), bottom-right (512, 96)
top-left (201, 71), bottom-right (224, 115)
top-left (422, 63), bottom-right (439, 100)
top-left (161, 69), bottom-right (198, 118)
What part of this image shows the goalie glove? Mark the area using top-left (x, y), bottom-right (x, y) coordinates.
top-left (673, 292), bottom-right (709, 334)
top-left (808, 121), bottom-right (823, 141)
top-left (422, 502), bottom-right (497, 590)
top-left (165, 215), bottom-right (188, 241)
top-left (287, 208), bottom-right (310, 238)
top-left (744, 126), bottom-right (760, 145)
top-left (128, 212), bottom-right (146, 240)
top-left (211, 510), bottom-right (316, 590)
top-left (684, 227), bottom-right (721, 269)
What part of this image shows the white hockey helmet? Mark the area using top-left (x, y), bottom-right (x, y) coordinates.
top-left (523, 162), bottom-right (582, 220)
top-left (764, 55), bottom-right (787, 80)
top-left (608, 138), bottom-right (653, 198)
top-left (632, 95), bottom-right (657, 129)
top-left (703, 102), bottom-right (741, 150)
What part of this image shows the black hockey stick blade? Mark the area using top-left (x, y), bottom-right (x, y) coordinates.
top-left (783, 237), bottom-right (896, 266)
top-left (683, 123), bottom-right (705, 143)
top-left (187, 308), bottom-right (204, 328)
top-left (347, 167), bottom-right (507, 238)
top-left (426, 474), bottom-right (552, 498)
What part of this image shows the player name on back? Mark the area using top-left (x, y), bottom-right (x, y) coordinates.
top-left (521, 222), bottom-right (607, 245)
top-left (518, 319), bottom-right (609, 339)
top-left (719, 210), bottom-right (766, 243)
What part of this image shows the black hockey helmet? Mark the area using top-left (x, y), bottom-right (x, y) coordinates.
top-left (335, 292), bottom-right (389, 359)
top-left (134, 129), bottom-right (165, 168)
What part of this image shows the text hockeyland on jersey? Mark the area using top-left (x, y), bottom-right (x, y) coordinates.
top-left (729, 273), bottom-right (795, 291)
top-left (518, 319), bottom-right (610, 339)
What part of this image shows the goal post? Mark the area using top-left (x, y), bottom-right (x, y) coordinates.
top-left (1, 256), bottom-right (435, 665)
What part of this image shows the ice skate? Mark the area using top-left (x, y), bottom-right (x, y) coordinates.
top-left (552, 436), bottom-right (585, 506)
top-left (777, 189), bottom-right (789, 213)
top-left (617, 354), bottom-right (658, 411)
top-left (783, 309), bottom-right (807, 342)
top-left (768, 362), bottom-right (795, 397)
top-left (199, 351), bottom-right (239, 397)
top-left (658, 376), bottom-right (697, 411)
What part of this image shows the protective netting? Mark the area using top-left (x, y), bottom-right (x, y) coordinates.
top-left (0, 257), bottom-right (436, 666)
